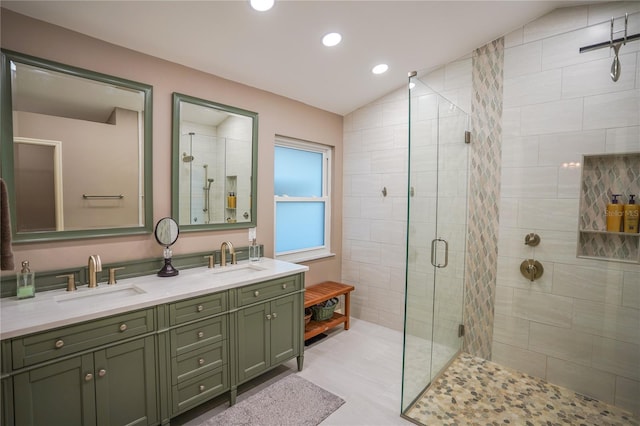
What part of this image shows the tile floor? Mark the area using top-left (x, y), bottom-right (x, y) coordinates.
top-left (174, 318), bottom-right (639, 426)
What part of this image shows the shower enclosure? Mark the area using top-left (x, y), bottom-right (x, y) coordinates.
top-left (401, 74), bottom-right (470, 416)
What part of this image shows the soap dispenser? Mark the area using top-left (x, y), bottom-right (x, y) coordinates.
top-left (624, 194), bottom-right (639, 233)
top-left (248, 227), bottom-right (260, 261)
top-left (606, 194), bottom-right (624, 232)
top-left (16, 260), bottom-right (35, 299)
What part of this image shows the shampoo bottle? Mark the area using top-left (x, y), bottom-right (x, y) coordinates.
top-left (624, 194), bottom-right (639, 233)
top-left (606, 194), bottom-right (624, 232)
top-left (16, 260), bottom-right (35, 299)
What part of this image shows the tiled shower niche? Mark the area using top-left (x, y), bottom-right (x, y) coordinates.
top-left (578, 153), bottom-right (640, 264)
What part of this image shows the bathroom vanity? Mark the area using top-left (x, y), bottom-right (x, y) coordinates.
top-left (0, 259), bottom-right (307, 425)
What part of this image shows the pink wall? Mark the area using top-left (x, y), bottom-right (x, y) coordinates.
top-left (1, 9), bottom-right (343, 286)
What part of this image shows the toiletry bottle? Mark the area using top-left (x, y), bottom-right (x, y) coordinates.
top-left (16, 260), bottom-right (35, 299)
top-left (624, 194), bottom-right (639, 233)
top-left (248, 227), bottom-right (260, 261)
top-left (606, 194), bottom-right (624, 232)
top-left (249, 238), bottom-right (261, 262)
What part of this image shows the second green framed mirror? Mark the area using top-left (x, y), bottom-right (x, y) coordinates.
top-left (172, 93), bottom-right (258, 231)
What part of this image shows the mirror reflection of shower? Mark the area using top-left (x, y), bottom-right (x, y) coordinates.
top-left (202, 164), bottom-right (214, 224)
top-left (179, 131), bottom-right (227, 225)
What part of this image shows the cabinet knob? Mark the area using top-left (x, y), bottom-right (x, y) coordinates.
top-left (55, 339), bottom-right (64, 349)
top-left (98, 369), bottom-right (107, 377)
top-left (85, 373), bottom-right (93, 382)
top-left (272, 312), bottom-right (278, 319)
top-left (254, 290), bottom-right (260, 297)
top-left (197, 305), bottom-right (204, 312)
top-left (199, 385), bottom-right (205, 392)
top-left (197, 331), bottom-right (205, 339)
top-left (198, 358), bottom-right (205, 366)
top-left (282, 284), bottom-right (287, 289)
top-left (266, 314), bottom-right (272, 320)
top-left (119, 324), bottom-right (128, 332)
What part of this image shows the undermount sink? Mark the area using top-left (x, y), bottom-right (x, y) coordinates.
top-left (55, 283), bottom-right (146, 305)
top-left (211, 263), bottom-right (266, 277)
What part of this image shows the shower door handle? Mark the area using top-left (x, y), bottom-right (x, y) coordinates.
top-left (430, 238), bottom-right (449, 268)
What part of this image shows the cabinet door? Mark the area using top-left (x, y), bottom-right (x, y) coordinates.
top-left (270, 295), bottom-right (300, 365)
top-left (95, 336), bottom-right (158, 426)
top-left (13, 353), bottom-right (96, 426)
top-left (236, 302), bottom-right (270, 382)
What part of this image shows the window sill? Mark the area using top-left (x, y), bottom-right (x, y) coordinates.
top-left (276, 252), bottom-right (336, 264)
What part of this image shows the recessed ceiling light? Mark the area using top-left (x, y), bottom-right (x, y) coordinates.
top-left (372, 64), bottom-right (389, 74)
top-left (250, 0), bottom-right (274, 12)
top-left (322, 32), bottom-right (342, 47)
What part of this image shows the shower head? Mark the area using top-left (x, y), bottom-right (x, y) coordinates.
top-left (182, 152), bottom-right (194, 162)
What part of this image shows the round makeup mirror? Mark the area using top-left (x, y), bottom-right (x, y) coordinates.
top-left (154, 217), bottom-right (179, 277)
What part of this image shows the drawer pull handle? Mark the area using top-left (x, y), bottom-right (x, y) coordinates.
top-left (98, 369), bottom-right (107, 377)
top-left (55, 339), bottom-right (64, 349)
top-left (119, 324), bottom-right (128, 332)
top-left (197, 331), bottom-right (205, 339)
top-left (254, 290), bottom-right (260, 297)
top-left (266, 314), bottom-right (271, 320)
top-left (197, 305), bottom-right (204, 312)
top-left (85, 373), bottom-right (93, 382)
top-left (282, 284), bottom-right (287, 289)
top-left (199, 385), bottom-right (205, 392)
top-left (272, 312), bottom-right (277, 319)
top-left (198, 358), bottom-right (205, 365)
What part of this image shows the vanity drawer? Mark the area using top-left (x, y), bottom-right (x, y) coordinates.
top-left (173, 367), bottom-right (228, 413)
top-left (170, 315), bottom-right (226, 356)
top-left (12, 308), bottom-right (155, 369)
top-left (169, 291), bottom-right (228, 325)
top-left (172, 339), bottom-right (227, 385)
top-left (236, 274), bottom-right (301, 307)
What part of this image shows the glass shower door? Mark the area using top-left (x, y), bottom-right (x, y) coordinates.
top-left (401, 75), bottom-right (469, 415)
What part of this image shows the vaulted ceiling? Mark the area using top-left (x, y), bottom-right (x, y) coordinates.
top-left (3, 1), bottom-right (590, 115)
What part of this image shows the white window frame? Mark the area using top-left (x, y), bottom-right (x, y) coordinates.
top-left (274, 136), bottom-right (333, 263)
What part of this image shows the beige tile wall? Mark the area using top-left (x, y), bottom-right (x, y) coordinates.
top-left (493, 2), bottom-right (640, 416)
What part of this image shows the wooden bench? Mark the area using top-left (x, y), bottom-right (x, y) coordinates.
top-left (304, 281), bottom-right (355, 341)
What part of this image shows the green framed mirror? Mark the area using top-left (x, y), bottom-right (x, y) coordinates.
top-left (1, 50), bottom-right (153, 243)
top-left (172, 93), bottom-right (258, 231)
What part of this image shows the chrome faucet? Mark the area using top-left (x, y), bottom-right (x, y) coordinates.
top-left (220, 242), bottom-right (236, 267)
top-left (88, 255), bottom-right (102, 288)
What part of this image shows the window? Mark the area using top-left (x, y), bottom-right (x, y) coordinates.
top-left (274, 136), bottom-right (332, 262)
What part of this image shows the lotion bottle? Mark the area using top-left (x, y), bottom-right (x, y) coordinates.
top-left (624, 194), bottom-right (639, 233)
top-left (16, 260), bottom-right (35, 299)
top-left (606, 194), bottom-right (624, 232)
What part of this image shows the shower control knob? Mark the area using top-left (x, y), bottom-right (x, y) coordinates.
top-left (524, 233), bottom-right (540, 246)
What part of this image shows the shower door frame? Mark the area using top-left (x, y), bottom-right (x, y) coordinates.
top-left (401, 74), bottom-right (470, 417)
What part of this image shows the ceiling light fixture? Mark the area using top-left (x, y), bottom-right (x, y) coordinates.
top-left (322, 32), bottom-right (342, 47)
top-left (250, 0), bottom-right (274, 12)
top-left (372, 64), bottom-right (389, 74)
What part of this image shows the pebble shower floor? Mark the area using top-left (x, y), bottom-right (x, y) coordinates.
top-left (404, 353), bottom-right (638, 426)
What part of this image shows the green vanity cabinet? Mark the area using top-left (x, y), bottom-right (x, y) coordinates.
top-left (13, 336), bottom-right (157, 426)
top-left (236, 294), bottom-right (301, 382)
top-left (8, 309), bottom-right (158, 426)
top-left (2, 267), bottom-right (306, 425)
top-left (235, 274), bottom-right (304, 385)
top-left (166, 294), bottom-right (230, 417)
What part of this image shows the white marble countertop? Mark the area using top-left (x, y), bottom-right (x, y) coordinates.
top-left (0, 258), bottom-right (308, 340)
